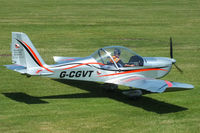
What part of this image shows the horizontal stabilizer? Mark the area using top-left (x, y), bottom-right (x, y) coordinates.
top-left (4, 64), bottom-right (26, 70)
top-left (4, 64), bottom-right (53, 76)
top-left (4, 64), bottom-right (27, 74)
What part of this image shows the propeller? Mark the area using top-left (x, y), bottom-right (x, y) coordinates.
top-left (170, 37), bottom-right (183, 73)
top-left (174, 63), bottom-right (183, 73)
top-left (170, 37), bottom-right (173, 59)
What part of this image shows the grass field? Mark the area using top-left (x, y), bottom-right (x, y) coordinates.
top-left (0, 0), bottom-right (200, 132)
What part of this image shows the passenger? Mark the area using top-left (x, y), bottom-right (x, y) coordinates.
top-left (109, 48), bottom-right (134, 67)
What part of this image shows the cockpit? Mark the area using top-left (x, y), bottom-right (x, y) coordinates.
top-left (91, 46), bottom-right (144, 70)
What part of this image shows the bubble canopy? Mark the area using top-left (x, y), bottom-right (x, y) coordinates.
top-left (91, 46), bottom-right (144, 68)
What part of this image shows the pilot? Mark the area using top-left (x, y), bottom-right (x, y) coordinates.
top-left (109, 48), bottom-right (134, 67)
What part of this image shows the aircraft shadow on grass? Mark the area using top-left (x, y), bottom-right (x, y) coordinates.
top-left (2, 79), bottom-right (188, 114)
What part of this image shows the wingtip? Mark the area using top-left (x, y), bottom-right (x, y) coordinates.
top-left (165, 82), bottom-right (194, 92)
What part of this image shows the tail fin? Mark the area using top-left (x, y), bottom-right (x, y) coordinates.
top-left (6, 32), bottom-right (53, 76)
top-left (11, 32), bottom-right (46, 68)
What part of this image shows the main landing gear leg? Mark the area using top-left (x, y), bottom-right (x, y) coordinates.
top-left (102, 83), bottom-right (118, 91)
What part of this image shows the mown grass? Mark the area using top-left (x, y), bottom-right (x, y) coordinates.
top-left (0, 0), bottom-right (200, 132)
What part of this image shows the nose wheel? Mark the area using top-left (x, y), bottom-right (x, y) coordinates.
top-left (122, 89), bottom-right (143, 98)
top-left (102, 84), bottom-right (143, 99)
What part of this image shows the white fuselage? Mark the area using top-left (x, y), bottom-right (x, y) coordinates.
top-left (45, 56), bottom-right (173, 83)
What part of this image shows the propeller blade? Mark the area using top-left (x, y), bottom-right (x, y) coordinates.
top-left (173, 63), bottom-right (183, 73)
top-left (170, 37), bottom-right (173, 59)
top-left (169, 37), bottom-right (183, 73)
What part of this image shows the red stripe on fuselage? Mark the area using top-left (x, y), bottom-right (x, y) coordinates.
top-left (98, 68), bottom-right (168, 77)
top-left (21, 41), bottom-right (53, 72)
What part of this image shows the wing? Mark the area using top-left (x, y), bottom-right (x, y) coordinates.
top-left (106, 75), bottom-right (194, 93)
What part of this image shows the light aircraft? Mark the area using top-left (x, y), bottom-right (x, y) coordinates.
top-left (5, 32), bottom-right (194, 97)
